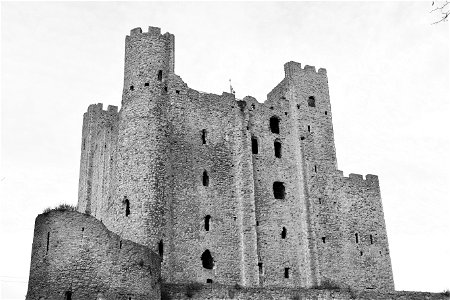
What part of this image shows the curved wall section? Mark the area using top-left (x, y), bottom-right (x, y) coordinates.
top-left (25, 210), bottom-right (160, 300)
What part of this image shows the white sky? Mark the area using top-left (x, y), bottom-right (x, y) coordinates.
top-left (1, 1), bottom-right (449, 299)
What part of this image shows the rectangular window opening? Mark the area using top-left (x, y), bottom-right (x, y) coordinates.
top-left (284, 267), bottom-right (290, 278)
top-left (252, 136), bottom-right (258, 154)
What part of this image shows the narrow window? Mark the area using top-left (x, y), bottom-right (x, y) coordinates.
top-left (144, 82), bottom-right (149, 86)
top-left (81, 227), bottom-right (84, 232)
top-left (124, 197), bottom-right (130, 217)
top-left (307, 125), bottom-right (311, 132)
top-left (130, 85), bottom-right (134, 91)
top-left (318, 198), bottom-right (322, 204)
top-left (322, 237), bottom-right (326, 243)
top-left (119, 240), bottom-right (122, 249)
top-left (314, 165), bottom-right (317, 173)
top-left (281, 227), bottom-right (287, 239)
top-left (157, 70), bottom-right (162, 81)
top-left (297, 104), bottom-right (300, 109)
top-left (46, 232), bottom-right (50, 253)
top-left (158, 240), bottom-right (164, 257)
top-left (205, 215), bottom-right (211, 231)
top-left (355, 233), bottom-right (359, 244)
top-left (273, 182), bottom-right (285, 199)
top-left (251, 136), bottom-right (258, 154)
top-left (207, 279), bottom-right (213, 283)
top-left (270, 116), bottom-right (280, 134)
top-left (370, 234), bottom-right (373, 244)
top-left (258, 262), bottom-right (263, 275)
top-left (308, 96), bottom-right (316, 107)
top-left (201, 129), bottom-right (207, 144)
top-left (65, 291), bottom-right (72, 300)
top-left (274, 140), bottom-right (282, 158)
top-left (360, 251), bottom-right (363, 256)
top-left (201, 250), bottom-right (214, 269)
top-left (164, 86), bottom-right (168, 92)
top-left (284, 268), bottom-right (290, 278)
top-left (203, 170), bottom-right (209, 187)
top-left (325, 111), bottom-right (328, 115)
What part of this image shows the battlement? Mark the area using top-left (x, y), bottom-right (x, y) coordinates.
top-left (129, 26), bottom-right (173, 39)
top-left (86, 103), bottom-right (118, 114)
top-left (284, 61), bottom-right (327, 78)
top-left (335, 170), bottom-right (379, 185)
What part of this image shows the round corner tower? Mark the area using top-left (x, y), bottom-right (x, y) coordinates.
top-left (113, 26), bottom-right (174, 250)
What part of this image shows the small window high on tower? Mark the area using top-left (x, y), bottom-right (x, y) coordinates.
top-left (157, 70), bottom-right (163, 81)
top-left (203, 170), bottom-right (209, 187)
top-left (308, 96), bottom-right (316, 107)
top-left (274, 140), bottom-right (282, 158)
top-left (270, 116), bottom-right (280, 134)
top-left (273, 182), bottom-right (285, 199)
top-left (201, 250), bottom-right (214, 269)
top-left (252, 136), bottom-right (258, 154)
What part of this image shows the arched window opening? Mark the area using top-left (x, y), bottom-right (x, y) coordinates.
top-left (203, 170), bottom-right (209, 187)
top-left (355, 233), bottom-right (359, 244)
top-left (281, 227), bottom-right (287, 239)
top-left (252, 136), bottom-right (258, 154)
top-left (158, 240), bottom-right (164, 257)
top-left (206, 279), bottom-right (213, 283)
top-left (308, 96), bottom-right (316, 107)
top-left (273, 182), bottom-right (285, 199)
top-left (205, 215), bottom-right (211, 231)
top-left (274, 140), bottom-right (282, 158)
top-left (201, 250), bottom-right (214, 269)
top-left (202, 129), bottom-right (207, 144)
top-left (65, 291), bottom-right (72, 300)
top-left (284, 267), bottom-right (290, 278)
top-left (270, 116), bottom-right (280, 134)
top-left (124, 197), bottom-right (130, 217)
top-left (258, 262), bottom-right (264, 275)
top-left (157, 70), bottom-right (163, 81)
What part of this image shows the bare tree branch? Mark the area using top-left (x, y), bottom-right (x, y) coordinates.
top-left (430, 0), bottom-right (449, 24)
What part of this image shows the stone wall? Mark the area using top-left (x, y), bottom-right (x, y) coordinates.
top-left (161, 283), bottom-right (448, 300)
top-left (25, 210), bottom-right (160, 300)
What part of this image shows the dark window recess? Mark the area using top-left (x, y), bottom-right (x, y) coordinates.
top-left (164, 86), bottom-right (168, 92)
top-left (130, 85), bottom-right (134, 91)
top-left (258, 262), bottom-right (263, 274)
top-left (206, 279), bottom-right (213, 283)
top-left (251, 104), bottom-right (255, 109)
top-left (325, 111), bottom-right (328, 115)
top-left (144, 82), bottom-right (149, 86)
top-left (274, 140), bottom-right (282, 158)
top-left (81, 227), bottom-right (84, 232)
top-left (355, 233), bottom-right (359, 244)
top-left (203, 170), bottom-right (209, 187)
top-left (308, 125), bottom-right (311, 132)
top-left (64, 291), bottom-right (72, 300)
top-left (281, 227), bottom-right (287, 239)
top-left (46, 232), bottom-right (50, 253)
top-left (158, 240), bottom-right (164, 257)
top-left (300, 136), bottom-right (305, 140)
top-left (284, 268), bottom-right (290, 278)
top-left (157, 70), bottom-right (163, 81)
top-left (256, 221), bottom-right (259, 226)
top-left (308, 96), bottom-right (316, 107)
top-left (360, 251), bottom-right (363, 256)
top-left (202, 129), bottom-right (207, 144)
top-left (201, 250), bottom-right (214, 269)
top-left (314, 165), bottom-right (317, 173)
top-left (205, 215), bottom-right (211, 231)
top-left (124, 197), bottom-right (130, 217)
top-left (176, 90), bottom-right (180, 94)
top-left (273, 182), bottom-right (285, 199)
top-left (322, 237), bottom-right (326, 243)
top-left (370, 234), bottom-right (373, 244)
top-left (297, 104), bottom-right (300, 109)
top-left (319, 198), bottom-right (322, 204)
top-left (119, 240), bottom-right (122, 249)
top-left (252, 136), bottom-right (258, 154)
top-left (270, 116), bottom-right (280, 134)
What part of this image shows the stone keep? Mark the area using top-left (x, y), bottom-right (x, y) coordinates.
top-left (77, 26), bottom-right (394, 291)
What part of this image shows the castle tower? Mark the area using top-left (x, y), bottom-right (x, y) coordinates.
top-left (109, 26), bottom-right (174, 250)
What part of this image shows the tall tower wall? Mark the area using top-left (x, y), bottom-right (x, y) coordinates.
top-left (104, 27), bottom-right (174, 250)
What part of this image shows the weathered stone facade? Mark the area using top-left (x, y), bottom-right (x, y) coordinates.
top-left (26, 26), bottom-right (418, 299)
top-left (26, 210), bottom-right (160, 299)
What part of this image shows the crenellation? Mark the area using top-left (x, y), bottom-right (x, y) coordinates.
top-left (27, 26), bottom-right (406, 299)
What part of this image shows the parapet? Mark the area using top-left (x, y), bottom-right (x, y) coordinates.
top-left (87, 103), bottom-right (119, 115)
top-left (129, 26), bottom-right (171, 38)
top-left (335, 170), bottom-right (379, 186)
top-left (284, 61), bottom-right (327, 78)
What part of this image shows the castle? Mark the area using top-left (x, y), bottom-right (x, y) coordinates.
top-left (27, 26), bottom-right (441, 300)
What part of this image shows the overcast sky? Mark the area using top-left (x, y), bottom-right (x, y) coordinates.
top-left (1, 2), bottom-right (449, 299)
